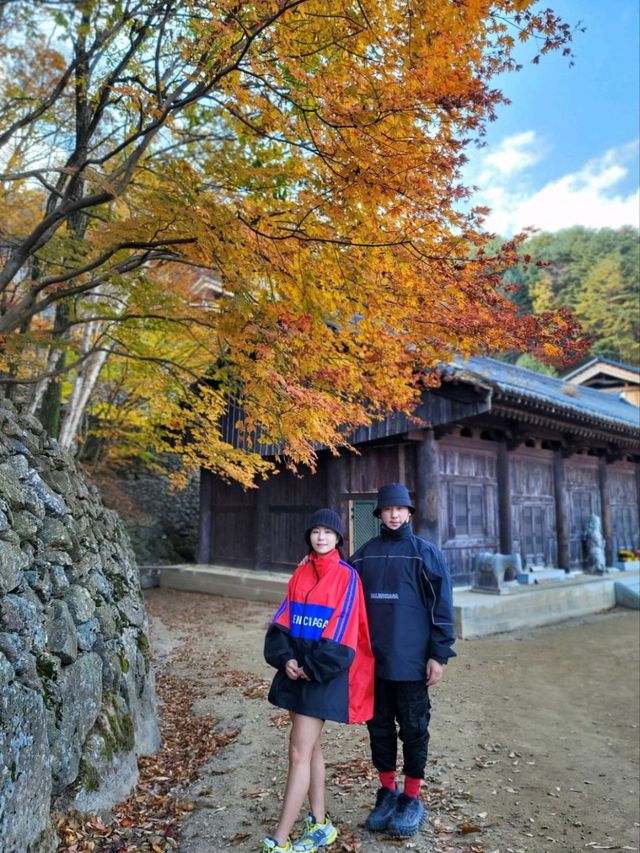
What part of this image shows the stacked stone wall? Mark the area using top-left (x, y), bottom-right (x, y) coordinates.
top-left (0, 398), bottom-right (159, 853)
top-left (93, 463), bottom-right (199, 565)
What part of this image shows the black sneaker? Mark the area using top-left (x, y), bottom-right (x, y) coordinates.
top-left (364, 787), bottom-right (399, 832)
top-left (387, 793), bottom-right (427, 838)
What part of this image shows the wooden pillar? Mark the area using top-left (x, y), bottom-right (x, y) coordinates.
top-left (553, 450), bottom-right (570, 571)
top-left (255, 482), bottom-right (270, 571)
top-left (497, 439), bottom-right (513, 555)
top-left (197, 467), bottom-right (213, 564)
top-left (415, 429), bottom-right (441, 546)
top-left (598, 456), bottom-right (613, 567)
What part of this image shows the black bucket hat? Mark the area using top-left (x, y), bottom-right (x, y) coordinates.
top-left (373, 483), bottom-right (415, 517)
top-left (305, 508), bottom-right (344, 547)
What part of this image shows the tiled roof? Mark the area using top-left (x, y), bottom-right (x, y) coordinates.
top-left (451, 356), bottom-right (640, 432)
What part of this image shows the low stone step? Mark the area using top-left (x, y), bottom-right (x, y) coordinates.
top-left (615, 576), bottom-right (640, 610)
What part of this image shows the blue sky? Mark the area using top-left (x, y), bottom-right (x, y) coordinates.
top-left (464, 0), bottom-right (640, 236)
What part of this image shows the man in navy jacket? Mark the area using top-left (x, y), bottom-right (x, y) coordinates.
top-left (350, 483), bottom-right (456, 839)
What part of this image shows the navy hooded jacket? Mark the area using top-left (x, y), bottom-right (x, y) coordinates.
top-left (350, 522), bottom-right (456, 680)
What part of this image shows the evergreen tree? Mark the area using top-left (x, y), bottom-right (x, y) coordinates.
top-left (575, 255), bottom-right (640, 364)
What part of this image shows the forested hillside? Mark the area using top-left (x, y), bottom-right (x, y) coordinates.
top-left (502, 226), bottom-right (639, 367)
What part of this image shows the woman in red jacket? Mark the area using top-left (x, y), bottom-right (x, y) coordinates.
top-left (262, 508), bottom-right (374, 853)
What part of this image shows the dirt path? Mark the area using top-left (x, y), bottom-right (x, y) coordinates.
top-left (144, 590), bottom-right (640, 853)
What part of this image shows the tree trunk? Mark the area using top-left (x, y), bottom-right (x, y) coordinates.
top-left (58, 336), bottom-right (110, 452)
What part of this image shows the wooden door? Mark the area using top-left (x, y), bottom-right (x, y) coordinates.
top-left (569, 489), bottom-right (594, 568)
top-left (521, 504), bottom-right (547, 567)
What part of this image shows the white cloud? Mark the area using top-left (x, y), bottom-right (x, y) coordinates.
top-left (468, 135), bottom-right (640, 235)
top-left (478, 130), bottom-right (547, 181)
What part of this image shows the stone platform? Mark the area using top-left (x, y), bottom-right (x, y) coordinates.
top-left (455, 570), bottom-right (639, 637)
top-left (156, 564), bottom-right (640, 638)
top-left (158, 563), bottom-right (289, 604)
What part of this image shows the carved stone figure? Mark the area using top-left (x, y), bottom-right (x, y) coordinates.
top-left (585, 513), bottom-right (607, 574)
top-left (473, 552), bottom-right (523, 593)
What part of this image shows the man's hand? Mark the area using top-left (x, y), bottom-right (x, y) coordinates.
top-left (426, 658), bottom-right (444, 687)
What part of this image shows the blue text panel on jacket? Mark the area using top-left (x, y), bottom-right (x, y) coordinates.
top-left (290, 602), bottom-right (335, 640)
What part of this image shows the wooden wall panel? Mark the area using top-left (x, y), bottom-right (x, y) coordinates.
top-left (268, 506), bottom-right (311, 568)
top-left (566, 456), bottom-right (601, 568)
top-left (211, 478), bottom-right (258, 506)
top-left (207, 479), bottom-right (257, 564)
top-left (438, 439), bottom-right (499, 583)
top-left (508, 449), bottom-right (556, 568)
top-left (267, 463), bottom-right (326, 507)
top-left (263, 465), bottom-right (327, 568)
top-left (439, 445), bottom-right (497, 479)
top-left (347, 444), bottom-right (405, 496)
top-left (212, 505), bottom-right (257, 562)
top-left (608, 462), bottom-right (640, 557)
top-left (510, 455), bottom-right (554, 499)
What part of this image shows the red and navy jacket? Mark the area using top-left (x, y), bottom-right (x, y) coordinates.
top-left (264, 549), bottom-right (374, 724)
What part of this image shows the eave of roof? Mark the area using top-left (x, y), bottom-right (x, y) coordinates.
top-left (451, 356), bottom-right (640, 435)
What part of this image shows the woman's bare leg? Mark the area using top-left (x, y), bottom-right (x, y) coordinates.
top-left (307, 736), bottom-right (326, 824)
top-left (273, 713), bottom-right (324, 846)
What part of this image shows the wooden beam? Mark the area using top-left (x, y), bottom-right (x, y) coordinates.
top-left (497, 439), bottom-right (513, 554)
top-left (598, 456), bottom-right (613, 566)
top-left (553, 450), bottom-right (570, 571)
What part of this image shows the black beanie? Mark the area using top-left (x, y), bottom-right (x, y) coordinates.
top-left (304, 508), bottom-right (344, 547)
top-left (373, 483), bottom-right (415, 517)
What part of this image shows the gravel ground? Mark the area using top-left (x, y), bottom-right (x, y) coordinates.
top-left (144, 589), bottom-right (640, 853)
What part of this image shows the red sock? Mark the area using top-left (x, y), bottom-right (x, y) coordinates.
top-left (404, 775), bottom-right (421, 798)
top-left (379, 770), bottom-right (397, 790)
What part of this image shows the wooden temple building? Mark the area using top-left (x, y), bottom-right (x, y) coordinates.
top-left (197, 356), bottom-right (640, 585)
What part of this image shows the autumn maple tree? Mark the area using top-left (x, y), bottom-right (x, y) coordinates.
top-left (0, 0), bottom-right (581, 483)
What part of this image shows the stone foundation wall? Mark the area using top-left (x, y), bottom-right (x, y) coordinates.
top-left (0, 398), bottom-right (160, 853)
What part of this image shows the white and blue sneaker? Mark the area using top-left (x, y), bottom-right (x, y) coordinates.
top-left (292, 815), bottom-right (338, 851)
top-left (262, 837), bottom-right (292, 852)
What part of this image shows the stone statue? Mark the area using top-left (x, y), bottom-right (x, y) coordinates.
top-left (585, 514), bottom-right (607, 574)
top-left (473, 552), bottom-right (523, 593)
